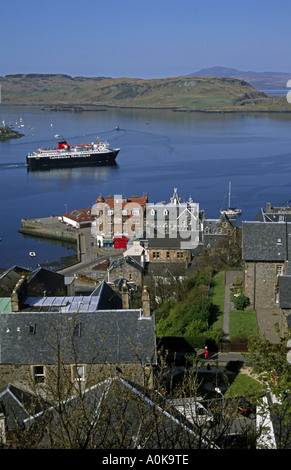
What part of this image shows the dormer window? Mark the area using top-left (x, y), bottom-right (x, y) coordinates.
top-left (28, 324), bottom-right (36, 335)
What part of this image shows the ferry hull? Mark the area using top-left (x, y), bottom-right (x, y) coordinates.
top-left (26, 149), bottom-right (119, 169)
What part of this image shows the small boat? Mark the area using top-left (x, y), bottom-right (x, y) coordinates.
top-left (220, 182), bottom-right (242, 219)
top-left (29, 251), bottom-right (36, 258)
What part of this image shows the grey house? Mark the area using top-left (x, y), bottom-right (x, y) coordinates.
top-left (0, 281), bottom-right (156, 392)
top-left (108, 255), bottom-right (144, 286)
top-left (242, 220), bottom-right (291, 340)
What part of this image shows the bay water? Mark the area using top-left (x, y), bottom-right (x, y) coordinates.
top-left (1, 105), bottom-right (291, 270)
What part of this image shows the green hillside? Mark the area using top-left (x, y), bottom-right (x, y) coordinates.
top-left (0, 73), bottom-right (290, 112)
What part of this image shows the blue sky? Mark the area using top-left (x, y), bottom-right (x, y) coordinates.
top-left (1, 0), bottom-right (291, 78)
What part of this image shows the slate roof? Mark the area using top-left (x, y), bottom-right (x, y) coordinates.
top-left (0, 308), bottom-right (156, 365)
top-left (279, 275), bottom-right (291, 309)
top-left (242, 221), bottom-right (291, 261)
top-left (0, 266), bottom-right (67, 297)
top-left (0, 266), bottom-right (31, 296)
top-left (109, 255), bottom-right (144, 272)
top-left (90, 280), bottom-right (122, 309)
top-left (23, 376), bottom-right (217, 449)
top-left (147, 232), bottom-right (199, 250)
top-left (254, 209), bottom-right (291, 223)
top-left (0, 383), bottom-right (46, 430)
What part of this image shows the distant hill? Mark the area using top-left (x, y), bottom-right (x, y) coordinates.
top-left (0, 73), bottom-right (290, 112)
top-left (189, 66), bottom-right (291, 91)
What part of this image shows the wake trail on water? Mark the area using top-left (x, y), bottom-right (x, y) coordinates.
top-left (0, 162), bottom-right (27, 169)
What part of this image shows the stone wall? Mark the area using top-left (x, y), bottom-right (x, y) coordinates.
top-left (244, 261), bottom-right (282, 311)
top-left (149, 249), bottom-right (191, 264)
top-left (0, 362), bottom-right (154, 396)
top-left (108, 263), bottom-right (143, 285)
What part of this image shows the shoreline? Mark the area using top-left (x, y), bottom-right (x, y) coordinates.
top-left (1, 103), bottom-right (291, 114)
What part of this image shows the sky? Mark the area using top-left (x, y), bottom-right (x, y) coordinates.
top-left (1, 0), bottom-right (291, 78)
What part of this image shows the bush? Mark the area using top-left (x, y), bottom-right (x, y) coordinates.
top-left (232, 293), bottom-right (250, 310)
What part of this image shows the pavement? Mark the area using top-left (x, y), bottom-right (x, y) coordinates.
top-left (222, 270), bottom-right (243, 343)
top-left (195, 349), bottom-right (246, 365)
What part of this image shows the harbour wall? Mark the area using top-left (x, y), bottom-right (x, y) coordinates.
top-left (18, 217), bottom-right (81, 259)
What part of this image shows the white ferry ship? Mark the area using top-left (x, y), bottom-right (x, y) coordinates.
top-left (26, 136), bottom-right (120, 169)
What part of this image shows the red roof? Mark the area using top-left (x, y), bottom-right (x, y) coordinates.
top-left (101, 194), bottom-right (148, 210)
top-left (63, 208), bottom-right (95, 223)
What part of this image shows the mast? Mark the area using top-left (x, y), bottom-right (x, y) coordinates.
top-left (228, 182), bottom-right (231, 208)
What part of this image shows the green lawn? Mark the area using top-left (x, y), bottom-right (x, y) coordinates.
top-left (225, 373), bottom-right (265, 397)
top-left (229, 309), bottom-right (258, 339)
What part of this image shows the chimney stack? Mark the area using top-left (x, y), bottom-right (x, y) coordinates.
top-left (142, 285), bottom-right (151, 317)
top-left (121, 280), bottom-right (129, 309)
top-left (11, 276), bottom-right (27, 312)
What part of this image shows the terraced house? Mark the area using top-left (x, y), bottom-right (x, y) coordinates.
top-left (0, 278), bottom-right (156, 393)
top-left (242, 209), bottom-right (291, 340)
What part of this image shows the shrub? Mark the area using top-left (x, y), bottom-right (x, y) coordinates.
top-left (232, 293), bottom-right (250, 310)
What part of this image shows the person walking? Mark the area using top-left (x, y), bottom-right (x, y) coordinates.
top-left (205, 346), bottom-right (209, 359)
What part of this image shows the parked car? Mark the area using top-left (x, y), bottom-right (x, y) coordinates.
top-left (171, 399), bottom-right (214, 425)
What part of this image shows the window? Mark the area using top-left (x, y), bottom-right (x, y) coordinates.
top-left (72, 365), bottom-right (85, 382)
top-left (276, 265), bottom-right (283, 276)
top-left (32, 365), bottom-right (45, 383)
top-left (28, 324), bottom-right (36, 334)
top-left (166, 251), bottom-right (170, 260)
top-left (73, 323), bottom-right (81, 337)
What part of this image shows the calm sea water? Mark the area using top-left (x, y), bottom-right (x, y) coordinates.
top-left (1, 105), bottom-right (291, 270)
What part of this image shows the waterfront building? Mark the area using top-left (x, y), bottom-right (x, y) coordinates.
top-left (91, 194), bottom-right (148, 248)
top-left (145, 188), bottom-right (202, 263)
top-left (60, 208), bottom-right (95, 229)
